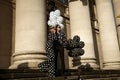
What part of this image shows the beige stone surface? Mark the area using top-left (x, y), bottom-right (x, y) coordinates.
top-left (0, 0), bottom-right (120, 70)
top-left (9, 0), bottom-right (47, 69)
top-left (112, 0), bottom-right (120, 46)
top-left (95, 0), bottom-right (120, 69)
top-left (69, 0), bottom-right (98, 69)
top-left (15, 0), bottom-right (46, 53)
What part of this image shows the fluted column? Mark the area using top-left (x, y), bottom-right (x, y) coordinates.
top-left (95, 0), bottom-right (120, 69)
top-left (112, 0), bottom-right (120, 46)
top-left (9, 0), bottom-right (47, 69)
top-left (69, 0), bottom-right (98, 69)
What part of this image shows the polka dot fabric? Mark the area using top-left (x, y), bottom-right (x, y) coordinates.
top-left (38, 32), bottom-right (57, 79)
top-left (38, 32), bottom-right (85, 79)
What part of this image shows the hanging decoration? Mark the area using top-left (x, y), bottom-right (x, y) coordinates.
top-left (38, 9), bottom-right (85, 80)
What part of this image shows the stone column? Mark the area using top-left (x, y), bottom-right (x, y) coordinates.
top-left (69, 0), bottom-right (98, 69)
top-left (112, 0), bottom-right (120, 46)
top-left (9, 0), bottom-right (47, 69)
top-left (95, 0), bottom-right (120, 69)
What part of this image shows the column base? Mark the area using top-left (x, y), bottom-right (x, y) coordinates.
top-left (9, 60), bottom-right (46, 69)
top-left (9, 52), bottom-right (47, 69)
top-left (103, 62), bottom-right (120, 70)
top-left (68, 57), bottom-right (99, 69)
top-left (81, 58), bottom-right (99, 70)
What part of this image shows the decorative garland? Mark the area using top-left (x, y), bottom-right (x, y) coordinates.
top-left (38, 9), bottom-right (85, 79)
top-left (38, 31), bottom-right (85, 79)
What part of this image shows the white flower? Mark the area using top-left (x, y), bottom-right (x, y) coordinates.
top-left (51, 20), bottom-right (57, 27)
top-left (49, 15), bottom-right (57, 21)
top-left (54, 9), bottom-right (61, 16)
top-left (47, 9), bottom-right (64, 29)
top-left (58, 23), bottom-right (64, 29)
top-left (57, 16), bottom-right (63, 23)
top-left (47, 20), bottom-right (52, 26)
top-left (49, 11), bottom-right (54, 16)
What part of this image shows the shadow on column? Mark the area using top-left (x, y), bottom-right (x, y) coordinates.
top-left (17, 62), bottom-right (30, 69)
top-left (78, 63), bottom-right (93, 71)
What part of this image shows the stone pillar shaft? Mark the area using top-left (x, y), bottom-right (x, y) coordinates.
top-left (69, 0), bottom-right (98, 69)
top-left (9, 0), bottom-right (47, 69)
top-left (112, 0), bottom-right (120, 46)
top-left (95, 0), bottom-right (120, 69)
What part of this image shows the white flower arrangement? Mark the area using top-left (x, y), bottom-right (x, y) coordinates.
top-left (47, 9), bottom-right (64, 29)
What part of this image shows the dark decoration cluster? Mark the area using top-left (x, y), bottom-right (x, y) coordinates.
top-left (78, 63), bottom-right (93, 71)
top-left (66, 35), bottom-right (85, 57)
top-left (39, 32), bottom-right (85, 79)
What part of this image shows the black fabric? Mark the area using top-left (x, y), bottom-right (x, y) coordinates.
top-left (38, 32), bottom-right (67, 79)
top-left (38, 32), bottom-right (85, 79)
